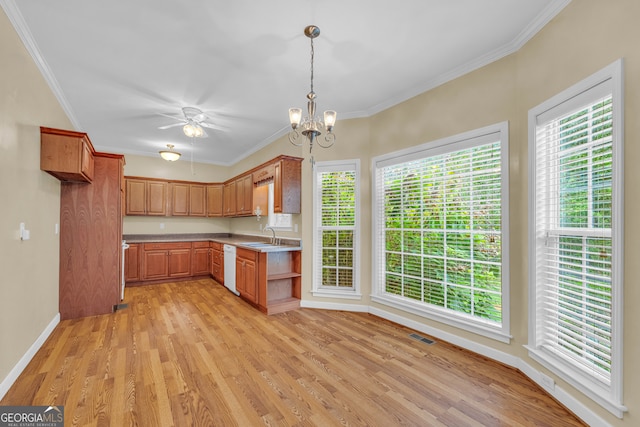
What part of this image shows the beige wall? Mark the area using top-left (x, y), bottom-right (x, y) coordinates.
top-left (0, 7), bottom-right (71, 386)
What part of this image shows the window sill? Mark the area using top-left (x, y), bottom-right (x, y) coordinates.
top-left (312, 289), bottom-right (362, 300)
top-left (525, 346), bottom-right (627, 418)
top-left (371, 294), bottom-right (511, 343)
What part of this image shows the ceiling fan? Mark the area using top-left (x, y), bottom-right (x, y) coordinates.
top-left (158, 107), bottom-right (224, 138)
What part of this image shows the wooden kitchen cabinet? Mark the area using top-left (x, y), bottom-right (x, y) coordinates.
top-left (189, 184), bottom-right (206, 216)
top-left (40, 127), bottom-right (94, 183)
top-left (142, 242), bottom-right (192, 280)
top-left (124, 243), bottom-right (141, 283)
top-left (210, 242), bottom-right (224, 284)
top-left (192, 241), bottom-right (210, 276)
top-left (206, 184), bottom-right (223, 217)
top-left (169, 248), bottom-right (192, 278)
top-left (235, 174), bottom-right (254, 216)
top-left (223, 180), bottom-right (236, 217)
top-left (58, 152), bottom-right (124, 320)
top-left (170, 182), bottom-right (206, 216)
top-left (236, 248), bottom-right (258, 303)
top-left (274, 157), bottom-right (302, 214)
top-left (126, 178), bottom-right (168, 216)
top-left (251, 156), bottom-right (302, 214)
top-left (170, 182), bottom-right (190, 216)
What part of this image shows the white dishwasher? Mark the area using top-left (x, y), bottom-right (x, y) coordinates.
top-left (223, 244), bottom-right (239, 296)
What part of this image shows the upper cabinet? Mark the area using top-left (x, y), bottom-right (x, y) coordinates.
top-left (170, 182), bottom-right (206, 216)
top-left (124, 155), bottom-right (302, 218)
top-left (252, 156), bottom-right (302, 214)
top-left (40, 127), bottom-right (95, 183)
top-left (206, 184), bottom-right (223, 217)
top-left (126, 178), bottom-right (168, 216)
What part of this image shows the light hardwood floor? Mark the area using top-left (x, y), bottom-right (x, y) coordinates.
top-left (2, 279), bottom-right (586, 426)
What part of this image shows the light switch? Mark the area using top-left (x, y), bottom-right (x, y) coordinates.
top-left (19, 222), bottom-right (30, 241)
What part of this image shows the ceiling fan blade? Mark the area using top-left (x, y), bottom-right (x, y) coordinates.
top-left (200, 122), bottom-right (227, 131)
top-left (158, 122), bottom-right (185, 130)
top-left (157, 112), bottom-right (185, 121)
top-left (192, 113), bottom-right (208, 122)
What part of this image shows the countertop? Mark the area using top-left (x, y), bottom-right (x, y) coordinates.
top-left (123, 233), bottom-right (302, 253)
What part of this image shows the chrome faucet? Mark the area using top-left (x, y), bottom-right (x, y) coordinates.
top-left (263, 226), bottom-right (277, 244)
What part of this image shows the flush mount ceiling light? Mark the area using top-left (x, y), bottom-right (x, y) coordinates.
top-left (159, 144), bottom-right (181, 161)
top-left (288, 25), bottom-right (337, 156)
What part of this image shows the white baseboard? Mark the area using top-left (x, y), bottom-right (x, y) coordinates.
top-left (0, 313), bottom-right (60, 400)
top-left (307, 300), bottom-right (611, 427)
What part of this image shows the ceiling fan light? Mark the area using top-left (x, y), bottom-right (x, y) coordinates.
top-left (183, 123), bottom-right (196, 137)
top-left (159, 144), bottom-right (181, 161)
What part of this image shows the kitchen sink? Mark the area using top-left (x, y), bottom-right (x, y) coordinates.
top-left (241, 242), bottom-right (274, 247)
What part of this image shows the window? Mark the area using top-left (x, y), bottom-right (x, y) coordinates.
top-left (528, 60), bottom-right (624, 417)
top-left (372, 123), bottom-right (509, 342)
top-left (312, 160), bottom-right (360, 298)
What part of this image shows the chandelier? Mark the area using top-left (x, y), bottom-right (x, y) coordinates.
top-left (288, 25), bottom-right (337, 154)
top-left (159, 144), bottom-right (181, 161)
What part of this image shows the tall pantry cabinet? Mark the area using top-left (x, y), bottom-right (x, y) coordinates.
top-left (41, 127), bottom-right (124, 320)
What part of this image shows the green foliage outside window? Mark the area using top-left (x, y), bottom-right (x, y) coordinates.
top-left (382, 143), bottom-right (503, 323)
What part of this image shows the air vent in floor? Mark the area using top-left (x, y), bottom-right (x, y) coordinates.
top-left (409, 333), bottom-right (435, 345)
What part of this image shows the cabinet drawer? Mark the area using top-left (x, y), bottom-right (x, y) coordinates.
top-left (192, 241), bottom-right (210, 248)
top-left (236, 247), bottom-right (258, 261)
top-left (210, 241), bottom-right (222, 250)
top-left (144, 242), bottom-right (192, 250)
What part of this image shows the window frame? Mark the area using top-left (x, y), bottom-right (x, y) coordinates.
top-left (527, 59), bottom-right (625, 417)
top-left (371, 122), bottom-right (510, 343)
top-left (312, 159), bottom-right (361, 299)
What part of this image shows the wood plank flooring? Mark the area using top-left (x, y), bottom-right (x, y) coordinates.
top-left (1, 279), bottom-right (586, 426)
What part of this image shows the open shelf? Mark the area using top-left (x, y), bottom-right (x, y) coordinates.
top-left (267, 271), bottom-right (302, 281)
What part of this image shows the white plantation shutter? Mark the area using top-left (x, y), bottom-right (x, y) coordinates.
top-left (528, 60), bottom-right (624, 415)
top-left (313, 160), bottom-right (360, 296)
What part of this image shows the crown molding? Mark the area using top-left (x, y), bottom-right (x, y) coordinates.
top-left (0, 0), bottom-right (82, 130)
top-left (364, 0), bottom-right (573, 117)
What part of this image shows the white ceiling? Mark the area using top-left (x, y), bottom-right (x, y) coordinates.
top-left (3, 0), bottom-right (570, 165)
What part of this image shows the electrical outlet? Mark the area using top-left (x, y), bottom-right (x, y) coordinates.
top-left (539, 372), bottom-right (555, 391)
top-left (160, 223), bottom-right (165, 230)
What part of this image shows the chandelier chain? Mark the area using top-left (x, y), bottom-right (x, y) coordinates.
top-left (309, 37), bottom-right (315, 94)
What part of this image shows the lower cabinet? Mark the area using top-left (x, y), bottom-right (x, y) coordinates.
top-left (140, 242), bottom-right (192, 281)
top-left (191, 241), bottom-right (211, 276)
top-left (236, 248), bottom-right (258, 303)
top-left (210, 242), bottom-right (224, 284)
top-left (125, 240), bottom-right (301, 315)
top-left (124, 243), bottom-right (141, 282)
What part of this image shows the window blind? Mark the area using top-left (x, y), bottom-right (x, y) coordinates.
top-left (314, 163), bottom-right (357, 290)
top-left (534, 95), bottom-right (614, 383)
top-left (378, 140), bottom-right (503, 324)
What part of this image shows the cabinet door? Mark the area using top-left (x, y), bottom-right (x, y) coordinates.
top-left (243, 259), bottom-right (257, 302)
top-left (143, 250), bottom-right (169, 280)
top-left (192, 246), bottom-right (210, 276)
top-left (147, 181), bottom-right (168, 215)
top-left (236, 253), bottom-right (257, 303)
top-left (171, 183), bottom-right (190, 216)
top-left (124, 243), bottom-right (140, 282)
top-left (206, 184), bottom-right (223, 217)
top-left (223, 181), bottom-right (236, 217)
top-left (189, 184), bottom-right (206, 217)
top-left (80, 138), bottom-right (94, 181)
top-left (273, 160), bottom-right (282, 213)
top-left (236, 176), bottom-right (253, 215)
top-left (169, 248), bottom-right (192, 277)
top-left (126, 179), bottom-right (147, 215)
